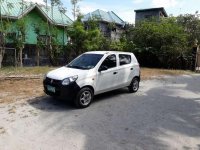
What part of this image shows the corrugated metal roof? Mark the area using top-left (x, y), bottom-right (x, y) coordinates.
top-left (1, 0), bottom-right (73, 26)
top-left (82, 9), bottom-right (125, 26)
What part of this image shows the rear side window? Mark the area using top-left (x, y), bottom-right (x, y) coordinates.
top-left (119, 54), bottom-right (131, 66)
top-left (101, 54), bottom-right (116, 69)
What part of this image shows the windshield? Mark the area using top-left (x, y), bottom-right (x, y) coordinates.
top-left (67, 53), bottom-right (104, 70)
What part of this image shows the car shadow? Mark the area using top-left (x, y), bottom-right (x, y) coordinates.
top-left (28, 96), bottom-right (75, 112)
top-left (28, 88), bottom-right (130, 112)
top-left (93, 88), bottom-right (130, 104)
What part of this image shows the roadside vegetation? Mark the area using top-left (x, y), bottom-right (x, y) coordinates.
top-left (66, 12), bottom-right (200, 70)
top-left (0, 66), bottom-right (55, 77)
top-left (1, 0), bottom-right (200, 69)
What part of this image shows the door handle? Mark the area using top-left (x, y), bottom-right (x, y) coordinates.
top-left (130, 68), bottom-right (133, 70)
top-left (113, 72), bottom-right (118, 75)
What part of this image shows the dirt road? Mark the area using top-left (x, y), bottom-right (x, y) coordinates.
top-left (0, 74), bottom-right (200, 150)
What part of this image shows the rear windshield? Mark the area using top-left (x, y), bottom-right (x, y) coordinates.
top-left (67, 54), bottom-right (103, 70)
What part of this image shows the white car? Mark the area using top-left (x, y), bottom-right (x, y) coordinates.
top-left (43, 51), bottom-right (140, 108)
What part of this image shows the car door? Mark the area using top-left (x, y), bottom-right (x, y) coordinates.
top-left (95, 54), bottom-right (119, 94)
top-left (117, 54), bottom-right (133, 86)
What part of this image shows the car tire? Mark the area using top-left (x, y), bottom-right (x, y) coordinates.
top-left (74, 87), bottom-right (93, 108)
top-left (128, 77), bottom-right (139, 93)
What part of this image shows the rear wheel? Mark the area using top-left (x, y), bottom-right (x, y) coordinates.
top-left (128, 77), bottom-right (139, 93)
top-left (74, 87), bottom-right (93, 108)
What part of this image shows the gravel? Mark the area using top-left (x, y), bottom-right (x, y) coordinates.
top-left (0, 74), bottom-right (200, 150)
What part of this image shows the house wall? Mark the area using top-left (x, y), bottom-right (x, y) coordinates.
top-left (5, 8), bottom-right (68, 45)
top-left (3, 8), bottom-right (69, 66)
top-left (99, 22), bottom-right (124, 40)
top-left (135, 10), bottom-right (161, 22)
top-left (111, 26), bottom-right (123, 41)
top-left (26, 9), bottom-right (68, 45)
top-left (99, 22), bottom-right (109, 36)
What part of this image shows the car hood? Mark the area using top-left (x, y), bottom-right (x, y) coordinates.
top-left (47, 66), bottom-right (90, 80)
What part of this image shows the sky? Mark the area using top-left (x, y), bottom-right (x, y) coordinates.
top-left (26, 0), bottom-right (200, 23)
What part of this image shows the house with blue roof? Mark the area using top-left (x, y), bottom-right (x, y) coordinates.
top-left (0, 0), bottom-right (73, 66)
top-left (82, 9), bottom-right (125, 41)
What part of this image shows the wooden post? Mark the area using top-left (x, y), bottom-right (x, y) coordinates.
top-left (19, 47), bottom-right (23, 67)
top-left (195, 46), bottom-right (200, 72)
top-left (14, 48), bottom-right (17, 67)
top-left (0, 47), bottom-right (2, 68)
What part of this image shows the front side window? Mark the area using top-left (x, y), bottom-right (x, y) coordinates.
top-left (119, 54), bottom-right (131, 66)
top-left (100, 54), bottom-right (116, 69)
top-left (67, 54), bottom-right (103, 70)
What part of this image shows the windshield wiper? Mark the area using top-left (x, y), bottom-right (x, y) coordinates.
top-left (67, 65), bottom-right (87, 70)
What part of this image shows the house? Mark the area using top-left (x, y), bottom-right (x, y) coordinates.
top-left (82, 9), bottom-right (125, 41)
top-left (134, 7), bottom-right (168, 23)
top-left (0, 0), bottom-right (73, 66)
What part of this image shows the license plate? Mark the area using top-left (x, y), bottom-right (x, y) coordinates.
top-left (47, 85), bottom-right (55, 93)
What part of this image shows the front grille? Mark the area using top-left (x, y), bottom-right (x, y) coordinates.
top-left (44, 77), bottom-right (62, 96)
top-left (45, 77), bottom-right (61, 86)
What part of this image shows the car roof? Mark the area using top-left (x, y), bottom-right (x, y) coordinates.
top-left (85, 51), bottom-right (133, 55)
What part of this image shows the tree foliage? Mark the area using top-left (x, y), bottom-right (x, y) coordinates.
top-left (177, 12), bottom-right (200, 46)
top-left (13, 17), bottom-right (27, 67)
top-left (124, 17), bottom-right (188, 68)
top-left (71, 0), bottom-right (81, 21)
top-left (66, 17), bottom-right (104, 59)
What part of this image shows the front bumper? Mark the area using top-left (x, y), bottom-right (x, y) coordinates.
top-left (43, 77), bottom-right (80, 100)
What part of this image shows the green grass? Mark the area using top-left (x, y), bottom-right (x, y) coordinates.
top-left (141, 68), bottom-right (193, 80)
top-left (0, 66), bottom-right (56, 76)
top-left (0, 66), bottom-right (194, 78)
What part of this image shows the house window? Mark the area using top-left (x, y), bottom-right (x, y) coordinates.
top-left (37, 35), bottom-right (51, 45)
top-left (112, 27), bottom-right (116, 32)
top-left (7, 32), bottom-right (16, 40)
top-left (144, 15), bottom-right (153, 19)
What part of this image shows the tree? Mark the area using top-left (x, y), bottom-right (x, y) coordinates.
top-left (33, 21), bottom-right (48, 66)
top-left (66, 17), bottom-right (103, 59)
top-left (125, 17), bottom-right (187, 68)
top-left (0, 0), bottom-right (13, 68)
top-left (177, 12), bottom-right (200, 47)
top-left (14, 17), bottom-right (27, 67)
top-left (42, 0), bottom-right (64, 66)
top-left (71, 0), bottom-right (81, 21)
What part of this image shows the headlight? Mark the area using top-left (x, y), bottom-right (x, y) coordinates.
top-left (62, 75), bottom-right (78, 85)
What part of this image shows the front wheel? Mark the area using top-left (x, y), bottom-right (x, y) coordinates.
top-left (128, 78), bottom-right (139, 93)
top-left (74, 87), bottom-right (93, 108)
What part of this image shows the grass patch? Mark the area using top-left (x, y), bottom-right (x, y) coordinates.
top-left (141, 68), bottom-right (192, 80)
top-left (0, 66), bottom-right (56, 76)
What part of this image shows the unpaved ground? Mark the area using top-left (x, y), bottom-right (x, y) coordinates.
top-left (0, 74), bottom-right (200, 150)
top-left (0, 79), bottom-right (44, 104)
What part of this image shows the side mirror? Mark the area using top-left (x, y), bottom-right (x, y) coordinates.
top-left (98, 65), bottom-right (108, 72)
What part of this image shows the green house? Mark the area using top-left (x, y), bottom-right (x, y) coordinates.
top-left (0, 0), bottom-right (73, 66)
